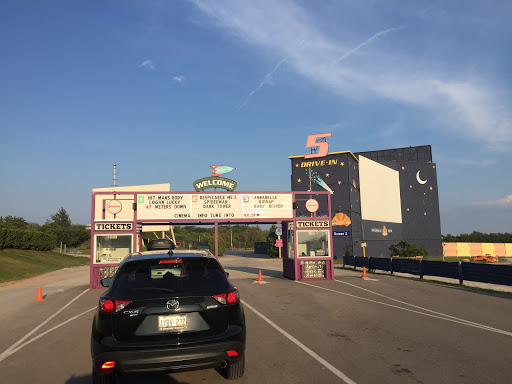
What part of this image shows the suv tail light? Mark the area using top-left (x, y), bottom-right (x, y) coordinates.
top-left (99, 298), bottom-right (131, 313)
top-left (159, 259), bottom-right (183, 264)
top-left (212, 288), bottom-right (239, 305)
top-left (101, 361), bottom-right (116, 370)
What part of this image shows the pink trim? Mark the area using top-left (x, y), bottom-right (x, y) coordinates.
top-left (214, 222), bottom-right (219, 259)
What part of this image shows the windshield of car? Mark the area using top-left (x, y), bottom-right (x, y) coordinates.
top-left (108, 257), bottom-right (231, 298)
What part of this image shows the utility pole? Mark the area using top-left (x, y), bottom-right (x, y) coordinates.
top-left (112, 164), bottom-right (117, 189)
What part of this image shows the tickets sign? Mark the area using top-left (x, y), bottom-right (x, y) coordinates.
top-left (136, 193), bottom-right (293, 220)
top-left (296, 220), bottom-right (330, 228)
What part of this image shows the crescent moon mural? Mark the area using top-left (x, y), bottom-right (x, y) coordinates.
top-left (416, 171), bottom-right (427, 185)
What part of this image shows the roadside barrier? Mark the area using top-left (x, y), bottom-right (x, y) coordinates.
top-left (342, 256), bottom-right (512, 287)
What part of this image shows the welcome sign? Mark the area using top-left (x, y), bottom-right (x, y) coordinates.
top-left (193, 177), bottom-right (237, 192)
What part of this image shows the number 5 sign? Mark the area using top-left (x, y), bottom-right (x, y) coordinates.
top-left (304, 132), bottom-right (332, 159)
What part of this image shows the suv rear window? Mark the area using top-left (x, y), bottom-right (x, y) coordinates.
top-left (109, 257), bottom-right (231, 298)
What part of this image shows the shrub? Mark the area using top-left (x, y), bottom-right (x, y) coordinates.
top-left (41, 224), bottom-right (90, 247)
top-left (0, 228), bottom-right (56, 251)
top-left (389, 240), bottom-right (428, 258)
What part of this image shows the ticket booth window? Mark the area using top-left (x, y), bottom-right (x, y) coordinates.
top-left (94, 235), bottom-right (132, 264)
top-left (297, 230), bottom-right (330, 258)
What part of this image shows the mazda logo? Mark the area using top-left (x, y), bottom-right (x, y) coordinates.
top-left (166, 300), bottom-right (180, 310)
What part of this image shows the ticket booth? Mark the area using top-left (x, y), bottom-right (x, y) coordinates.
top-left (282, 218), bottom-right (335, 280)
top-left (282, 191), bottom-right (335, 281)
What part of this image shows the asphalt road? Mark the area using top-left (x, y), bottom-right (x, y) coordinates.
top-left (1, 253), bottom-right (511, 383)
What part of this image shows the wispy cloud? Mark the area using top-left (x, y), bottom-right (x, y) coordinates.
top-left (139, 59), bottom-right (155, 70)
top-left (172, 76), bottom-right (186, 83)
top-left (472, 194), bottom-right (512, 207)
top-left (240, 55), bottom-right (289, 109)
top-left (189, 0), bottom-right (512, 150)
top-left (335, 26), bottom-right (403, 64)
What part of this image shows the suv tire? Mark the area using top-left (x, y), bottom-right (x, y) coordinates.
top-left (224, 354), bottom-right (245, 380)
top-left (92, 370), bottom-right (117, 384)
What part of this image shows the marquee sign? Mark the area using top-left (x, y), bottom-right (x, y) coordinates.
top-left (136, 193), bottom-right (293, 220)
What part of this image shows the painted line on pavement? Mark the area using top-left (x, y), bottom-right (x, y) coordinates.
top-left (242, 299), bottom-right (357, 384)
top-left (297, 281), bottom-right (512, 337)
top-left (334, 279), bottom-right (511, 334)
top-left (0, 307), bottom-right (96, 362)
top-left (0, 288), bottom-right (90, 363)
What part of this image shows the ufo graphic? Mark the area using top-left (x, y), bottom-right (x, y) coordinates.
top-left (211, 165), bottom-right (236, 177)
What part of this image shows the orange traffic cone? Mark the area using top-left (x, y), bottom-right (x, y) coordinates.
top-left (361, 267), bottom-right (369, 279)
top-left (257, 270), bottom-right (263, 282)
top-left (34, 286), bottom-right (45, 301)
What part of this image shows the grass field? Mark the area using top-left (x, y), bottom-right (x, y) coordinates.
top-left (0, 249), bottom-right (90, 283)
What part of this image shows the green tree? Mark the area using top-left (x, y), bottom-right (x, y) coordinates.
top-left (389, 240), bottom-right (428, 258)
top-left (47, 207), bottom-right (72, 227)
top-left (266, 225), bottom-right (279, 258)
top-left (0, 216), bottom-right (30, 229)
top-left (442, 231), bottom-right (512, 243)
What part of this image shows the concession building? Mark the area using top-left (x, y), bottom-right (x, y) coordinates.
top-left (290, 145), bottom-right (442, 258)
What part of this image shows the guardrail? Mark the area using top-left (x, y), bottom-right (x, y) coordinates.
top-left (342, 256), bottom-right (512, 287)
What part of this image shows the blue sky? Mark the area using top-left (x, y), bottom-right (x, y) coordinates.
top-left (0, 0), bottom-right (511, 235)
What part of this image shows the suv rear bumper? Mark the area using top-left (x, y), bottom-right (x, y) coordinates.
top-left (92, 326), bottom-right (245, 374)
top-left (93, 340), bottom-right (245, 374)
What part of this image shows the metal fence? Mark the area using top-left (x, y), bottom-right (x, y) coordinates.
top-left (342, 256), bottom-right (512, 287)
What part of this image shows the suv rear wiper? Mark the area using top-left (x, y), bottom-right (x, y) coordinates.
top-left (134, 287), bottom-right (175, 293)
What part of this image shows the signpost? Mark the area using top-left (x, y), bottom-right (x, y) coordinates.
top-left (275, 226), bottom-right (283, 258)
top-left (361, 242), bottom-right (367, 257)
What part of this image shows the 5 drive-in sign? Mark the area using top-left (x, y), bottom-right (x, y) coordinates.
top-left (95, 223), bottom-right (133, 231)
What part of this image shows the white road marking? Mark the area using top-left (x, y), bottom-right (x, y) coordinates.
top-left (1, 307), bottom-right (96, 361)
top-left (242, 300), bottom-right (357, 384)
top-left (334, 279), bottom-right (511, 334)
top-left (297, 281), bottom-right (512, 337)
top-left (0, 288), bottom-right (90, 363)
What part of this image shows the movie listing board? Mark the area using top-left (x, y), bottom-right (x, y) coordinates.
top-left (136, 193), bottom-right (293, 220)
top-left (300, 260), bottom-right (327, 278)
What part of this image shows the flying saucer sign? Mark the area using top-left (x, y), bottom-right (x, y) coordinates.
top-left (193, 165), bottom-right (237, 192)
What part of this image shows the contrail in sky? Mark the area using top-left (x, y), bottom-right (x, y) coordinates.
top-left (239, 54), bottom-right (289, 110)
top-left (335, 26), bottom-right (404, 64)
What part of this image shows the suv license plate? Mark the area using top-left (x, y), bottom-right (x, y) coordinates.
top-left (158, 314), bottom-right (187, 331)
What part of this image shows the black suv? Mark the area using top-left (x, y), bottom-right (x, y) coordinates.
top-left (91, 239), bottom-right (246, 383)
